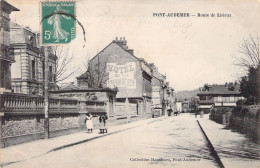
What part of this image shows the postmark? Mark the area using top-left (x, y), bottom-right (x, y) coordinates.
top-left (41, 1), bottom-right (76, 45)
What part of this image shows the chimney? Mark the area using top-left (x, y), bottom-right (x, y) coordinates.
top-left (114, 37), bottom-right (128, 49)
top-left (127, 49), bottom-right (134, 55)
top-left (149, 63), bottom-right (157, 71)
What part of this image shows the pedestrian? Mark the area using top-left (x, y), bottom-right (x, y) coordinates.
top-left (195, 111), bottom-right (198, 118)
top-left (103, 114), bottom-right (108, 126)
top-left (86, 113), bottom-right (93, 133)
top-left (200, 110), bottom-right (204, 118)
top-left (99, 114), bottom-right (108, 134)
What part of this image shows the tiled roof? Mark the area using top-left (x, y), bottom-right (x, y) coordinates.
top-left (197, 84), bottom-right (241, 95)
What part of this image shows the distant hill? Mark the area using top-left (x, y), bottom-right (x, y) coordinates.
top-left (176, 89), bottom-right (200, 101)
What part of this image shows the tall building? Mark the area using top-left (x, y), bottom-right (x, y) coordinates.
top-left (10, 22), bottom-right (57, 95)
top-left (77, 37), bottom-right (153, 115)
top-left (0, 0), bottom-right (19, 92)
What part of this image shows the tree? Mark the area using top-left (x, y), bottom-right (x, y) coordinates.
top-left (53, 46), bottom-right (80, 84)
top-left (233, 35), bottom-right (259, 70)
top-left (233, 35), bottom-right (260, 105)
top-left (80, 54), bottom-right (109, 88)
top-left (240, 64), bottom-right (260, 105)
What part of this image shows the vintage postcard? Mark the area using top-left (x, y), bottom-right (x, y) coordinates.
top-left (0, 0), bottom-right (259, 168)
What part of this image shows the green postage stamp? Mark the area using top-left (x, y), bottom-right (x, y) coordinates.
top-left (41, 1), bottom-right (76, 45)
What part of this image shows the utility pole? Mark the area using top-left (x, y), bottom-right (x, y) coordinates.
top-left (44, 47), bottom-right (49, 139)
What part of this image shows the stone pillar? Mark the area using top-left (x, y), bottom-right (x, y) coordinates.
top-left (0, 116), bottom-right (2, 140)
top-left (0, 115), bottom-right (4, 147)
top-left (113, 97), bottom-right (116, 116)
top-left (139, 101), bottom-right (143, 117)
top-left (106, 101), bottom-right (110, 117)
top-left (34, 117), bottom-right (37, 139)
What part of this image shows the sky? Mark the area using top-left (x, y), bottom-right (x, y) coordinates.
top-left (7, 0), bottom-right (260, 91)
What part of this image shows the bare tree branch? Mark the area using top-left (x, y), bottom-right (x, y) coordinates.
top-left (53, 46), bottom-right (80, 85)
top-left (79, 54), bottom-right (109, 88)
top-left (234, 34), bottom-right (260, 71)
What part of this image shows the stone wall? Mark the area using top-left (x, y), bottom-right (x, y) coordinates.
top-left (2, 117), bottom-right (37, 138)
top-left (49, 116), bottom-right (80, 131)
top-left (0, 114), bottom-right (84, 147)
top-left (115, 102), bottom-right (137, 116)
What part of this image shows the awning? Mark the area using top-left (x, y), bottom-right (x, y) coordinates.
top-left (199, 105), bottom-right (213, 109)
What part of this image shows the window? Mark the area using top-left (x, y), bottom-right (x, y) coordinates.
top-left (225, 97), bottom-right (230, 103)
top-left (32, 60), bottom-right (36, 79)
top-left (200, 96), bottom-right (206, 100)
top-left (49, 65), bottom-right (53, 82)
top-left (230, 96), bottom-right (234, 102)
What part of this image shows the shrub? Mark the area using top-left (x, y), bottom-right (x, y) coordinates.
top-left (231, 106), bottom-right (242, 117)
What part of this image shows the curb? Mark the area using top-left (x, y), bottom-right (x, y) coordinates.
top-left (0, 117), bottom-right (164, 168)
top-left (197, 120), bottom-right (225, 168)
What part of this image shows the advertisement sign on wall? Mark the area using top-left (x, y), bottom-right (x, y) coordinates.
top-left (107, 62), bottom-right (136, 89)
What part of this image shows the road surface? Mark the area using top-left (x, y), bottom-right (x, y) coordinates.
top-left (3, 114), bottom-right (260, 168)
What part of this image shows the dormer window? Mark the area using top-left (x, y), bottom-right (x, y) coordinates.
top-left (28, 35), bottom-right (34, 45)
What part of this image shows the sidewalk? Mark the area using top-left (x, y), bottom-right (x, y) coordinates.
top-left (198, 115), bottom-right (260, 168)
top-left (0, 116), bottom-right (165, 167)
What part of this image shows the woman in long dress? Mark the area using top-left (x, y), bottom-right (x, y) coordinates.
top-left (47, 5), bottom-right (70, 42)
top-left (86, 113), bottom-right (93, 133)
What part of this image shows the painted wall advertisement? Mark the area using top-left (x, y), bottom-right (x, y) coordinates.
top-left (106, 62), bottom-right (136, 89)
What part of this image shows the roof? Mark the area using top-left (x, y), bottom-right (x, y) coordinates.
top-left (10, 21), bottom-right (22, 29)
top-left (76, 71), bottom-right (88, 79)
top-left (89, 39), bottom-right (152, 67)
top-left (61, 82), bottom-right (78, 90)
top-left (2, 1), bottom-right (19, 12)
top-left (197, 84), bottom-right (241, 96)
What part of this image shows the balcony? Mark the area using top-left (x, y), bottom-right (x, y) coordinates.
top-left (199, 99), bottom-right (237, 103)
top-left (0, 44), bottom-right (15, 62)
top-left (0, 92), bottom-right (79, 115)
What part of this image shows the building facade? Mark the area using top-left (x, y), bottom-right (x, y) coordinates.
top-left (0, 0), bottom-right (19, 92)
top-left (77, 37), bottom-right (153, 116)
top-left (182, 99), bottom-right (191, 113)
top-left (10, 22), bottom-right (57, 95)
top-left (197, 82), bottom-right (244, 110)
top-left (167, 86), bottom-right (177, 114)
top-left (176, 101), bottom-right (182, 112)
top-left (149, 63), bottom-right (166, 116)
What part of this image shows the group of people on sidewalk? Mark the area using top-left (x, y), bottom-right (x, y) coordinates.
top-left (85, 113), bottom-right (108, 134)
